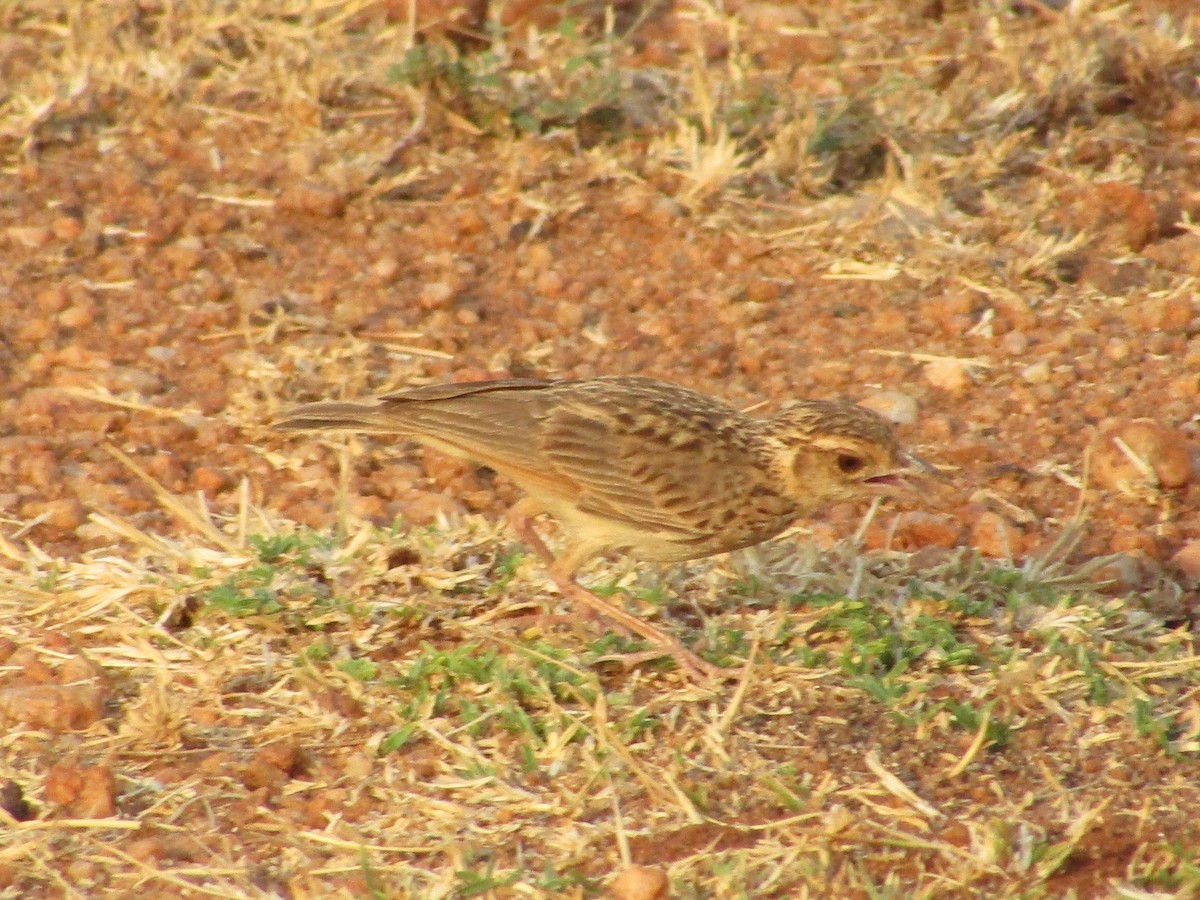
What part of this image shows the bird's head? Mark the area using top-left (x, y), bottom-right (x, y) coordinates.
top-left (764, 400), bottom-right (930, 509)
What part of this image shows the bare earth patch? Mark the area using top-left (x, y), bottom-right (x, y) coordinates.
top-left (2, 0), bottom-right (1200, 896)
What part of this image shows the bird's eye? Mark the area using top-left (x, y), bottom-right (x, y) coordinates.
top-left (837, 454), bottom-right (865, 474)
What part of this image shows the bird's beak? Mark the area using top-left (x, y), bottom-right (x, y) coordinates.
top-left (864, 450), bottom-right (942, 490)
top-left (898, 450), bottom-right (938, 477)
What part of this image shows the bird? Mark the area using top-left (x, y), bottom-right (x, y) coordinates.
top-left (275, 375), bottom-right (928, 680)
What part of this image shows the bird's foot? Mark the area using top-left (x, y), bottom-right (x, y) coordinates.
top-left (593, 643), bottom-right (735, 683)
top-left (556, 580), bottom-right (733, 683)
top-left (506, 501), bottom-right (734, 682)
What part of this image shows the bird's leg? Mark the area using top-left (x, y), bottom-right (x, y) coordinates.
top-left (504, 498), bottom-right (558, 573)
top-left (506, 499), bottom-right (727, 682)
top-left (552, 574), bottom-right (728, 682)
top-left (505, 499), bottom-right (615, 631)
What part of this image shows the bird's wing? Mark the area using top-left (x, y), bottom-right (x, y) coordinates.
top-left (372, 379), bottom-right (579, 495)
top-left (537, 390), bottom-right (765, 543)
top-left (281, 379), bottom-right (562, 437)
top-left (377, 379), bottom-right (557, 404)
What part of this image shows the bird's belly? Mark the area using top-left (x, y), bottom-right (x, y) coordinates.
top-left (550, 501), bottom-right (791, 564)
top-left (548, 506), bottom-right (695, 562)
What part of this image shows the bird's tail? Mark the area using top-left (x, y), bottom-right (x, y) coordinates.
top-left (274, 401), bottom-right (410, 435)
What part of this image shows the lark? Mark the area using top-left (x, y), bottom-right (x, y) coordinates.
top-left (276, 376), bottom-right (927, 679)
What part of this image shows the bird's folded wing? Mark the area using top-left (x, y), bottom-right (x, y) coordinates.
top-left (538, 403), bottom-right (762, 541)
top-left (374, 381), bottom-right (577, 496)
top-left (378, 378), bottom-right (557, 404)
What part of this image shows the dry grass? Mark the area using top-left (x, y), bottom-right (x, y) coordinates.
top-left (4, 475), bottom-right (1200, 896)
top-left (2, 0), bottom-right (1200, 897)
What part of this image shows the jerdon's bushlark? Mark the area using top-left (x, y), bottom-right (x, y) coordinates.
top-left (276, 375), bottom-right (927, 679)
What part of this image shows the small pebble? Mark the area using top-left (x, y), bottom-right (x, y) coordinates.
top-left (51, 216), bottom-right (83, 240)
top-left (970, 511), bottom-right (1022, 559)
top-left (58, 304), bottom-right (95, 330)
top-left (371, 256), bottom-right (400, 281)
top-left (1171, 542), bottom-right (1200, 581)
top-left (276, 181), bottom-right (347, 218)
top-left (27, 498), bottom-right (86, 531)
top-left (1020, 361), bottom-right (1051, 384)
top-left (419, 282), bottom-right (455, 309)
top-left (1091, 419), bottom-right (1192, 495)
top-left (859, 391), bottom-right (919, 426)
top-left (5, 225), bottom-right (51, 248)
top-left (191, 466), bottom-right (231, 496)
top-left (923, 358), bottom-right (971, 395)
top-left (535, 269), bottom-right (565, 298)
top-left (1103, 337), bottom-right (1131, 362)
top-left (525, 243), bottom-right (553, 268)
top-left (998, 331), bottom-right (1028, 355)
top-left (610, 865), bottom-right (669, 900)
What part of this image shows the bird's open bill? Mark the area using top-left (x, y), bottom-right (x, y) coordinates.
top-left (864, 450), bottom-right (940, 491)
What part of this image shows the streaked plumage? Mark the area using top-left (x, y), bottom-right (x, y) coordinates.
top-left (276, 375), bottom-right (925, 679)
